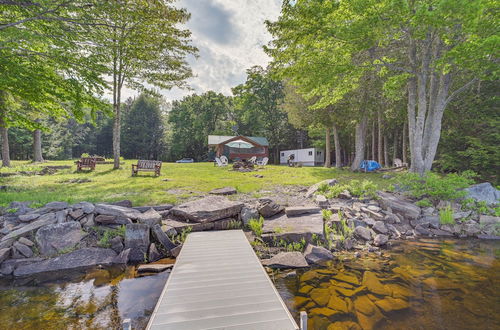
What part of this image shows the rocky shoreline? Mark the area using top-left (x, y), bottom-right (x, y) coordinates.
top-left (0, 180), bottom-right (498, 278)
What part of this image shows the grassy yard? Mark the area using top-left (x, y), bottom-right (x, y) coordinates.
top-left (0, 160), bottom-right (397, 207)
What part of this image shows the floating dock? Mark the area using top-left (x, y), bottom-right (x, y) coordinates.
top-left (147, 230), bottom-right (298, 330)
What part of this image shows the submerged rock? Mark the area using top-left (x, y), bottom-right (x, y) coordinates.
top-left (362, 271), bottom-right (390, 296)
top-left (374, 297), bottom-right (409, 313)
top-left (261, 252), bottom-right (308, 269)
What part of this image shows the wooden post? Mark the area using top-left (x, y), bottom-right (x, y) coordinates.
top-left (300, 311), bottom-right (308, 330)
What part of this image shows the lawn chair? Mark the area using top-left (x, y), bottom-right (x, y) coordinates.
top-left (256, 157), bottom-right (268, 167)
top-left (215, 157), bottom-right (227, 167)
top-left (248, 156), bottom-right (257, 164)
top-left (220, 155), bottom-right (229, 166)
top-left (393, 158), bottom-right (407, 168)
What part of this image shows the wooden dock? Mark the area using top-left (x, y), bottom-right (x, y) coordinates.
top-left (147, 230), bottom-right (298, 330)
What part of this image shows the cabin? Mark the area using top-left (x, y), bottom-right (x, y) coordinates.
top-left (279, 148), bottom-right (325, 166)
top-left (208, 135), bottom-right (269, 161)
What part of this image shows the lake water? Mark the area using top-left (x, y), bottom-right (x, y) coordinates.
top-left (0, 239), bottom-right (498, 330)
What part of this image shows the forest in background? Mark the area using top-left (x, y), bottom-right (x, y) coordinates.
top-left (1, 1), bottom-right (498, 184)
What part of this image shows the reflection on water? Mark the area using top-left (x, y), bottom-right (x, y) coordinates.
top-left (0, 265), bottom-right (169, 330)
top-left (275, 239), bottom-right (500, 330)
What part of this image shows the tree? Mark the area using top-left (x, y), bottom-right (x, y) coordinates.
top-left (122, 94), bottom-right (165, 160)
top-left (91, 1), bottom-right (197, 169)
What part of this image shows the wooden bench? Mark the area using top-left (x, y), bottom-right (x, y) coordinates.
top-left (76, 157), bottom-right (96, 171)
top-left (132, 160), bottom-right (162, 176)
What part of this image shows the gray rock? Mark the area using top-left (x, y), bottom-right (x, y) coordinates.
top-left (463, 223), bottom-right (481, 236)
top-left (414, 224), bottom-right (432, 236)
top-left (137, 208), bottom-right (162, 227)
top-left (170, 244), bottom-right (182, 257)
top-left (479, 215), bottom-right (499, 225)
top-left (0, 247), bottom-right (10, 263)
top-left (261, 252), bottom-right (309, 269)
top-left (171, 196), bottom-right (244, 223)
top-left (114, 248), bottom-right (131, 264)
top-left (384, 213), bottom-right (401, 224)
top-left (8, 201), bottom-right (33, 215)
top-left (133, 204), bottom-right (173, 213)
top-left (162, 225), bottom-right (177, 237)
top-left (137, 263), bottom-right (173, 273)
top-left (209, 187), bottom-right (237, 195)
top-left (1, 215), bottom-right (57, 242)
top-left (262, 213), bottom-right (324, 243)
top-left (259, 200), bottom-right (285, 218)
top-left (152, 224), bottom-right (177, 252)
top-left (305, 179), bottom-right (338, 198)
top-left (124, 223), bottom-right (150, 262)
top-left (315, 195), bottom-right (329, 208)
top-left (110, 236), bottom-right (124, 253)
top-left (0, 257), bottom-right (44, 276)
top-left (338, 190), bottom-right (352, 199)
top-left (13, 248), bottom-right (119, 277)
top-left (13, 242), bottom-right (33, 258)
top-left (344, 238), bottom-right (354, 250)
top-left (80, 214), bottom-right (95, 228)
top-left (372, 221), bottom-right (389, 234)
top-left (18, 213), bottom-right (40, 222)
top-left (354, 226), bottom-right (372, 241)
top-left (453, 211), bottom-right (472, 219)
top-left (148, 243), bottom-right (161, 262)
top-left (422, 207), bottom-right (436, 216)
top-left (94, 204), bottom-right (142, 220)
top-left (377, 191), bottom-right (421, 220)
top-left (464, 183), bottom-right (500, 205)
top-left (72, 202), bottom-right (95, 214)
top-left (240, 207), bottom-right (259, 225)
top-left (0, 238), bottom-right (15, 250)
top-left (18, 237), bottom-right (34, 247)
top-left (477, 234), bottom-right (500, 240)
top-left (411, 216), bottom-right (440, 229)
top-left (285, 206), bottom-right (321, 217)
top-left (373, 234), bottom-right (388, 246)
top-left (44, 201), bottom-right (69, 211)
top-left (303, 244), bottom-right (334, 264)
top-left (110, 200), bottom-right (133, 208)
top-left (430, 229), bottom-right (454, 237)
top-left (35, 222), bottom-right (84, 256)
top-left (69, 209), bottom-right (84, 220)
top-left (55, 209), bottom-right (68, 223)
top-left (363, 217), bottom-right (376, 227)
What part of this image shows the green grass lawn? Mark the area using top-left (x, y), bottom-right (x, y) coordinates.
top-left (0, 160), bottom-right (398, 207)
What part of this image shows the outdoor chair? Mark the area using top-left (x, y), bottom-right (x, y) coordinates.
top-left (248, 156), bottom-right (257, 164)
top-left (220, 156), bottom-right (229, 166)
top-left (215, 157), bottom-right (227, 167)
top-left (256, 157), bottom-right (269, 167)
top-left (132, 160), bottom-right (162, 176)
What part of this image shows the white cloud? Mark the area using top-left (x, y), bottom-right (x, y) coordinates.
top-left (122, 0), bottom-right (282, 101)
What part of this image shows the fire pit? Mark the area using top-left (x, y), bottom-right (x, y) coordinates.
top-left (232, 160), bottom-right (255, 172)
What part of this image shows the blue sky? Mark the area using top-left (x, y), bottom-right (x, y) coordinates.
top-left (122, 0), bottom-right (282, 102)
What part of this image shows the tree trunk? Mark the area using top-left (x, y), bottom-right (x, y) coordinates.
top-left (392, 129), bottom-right (398, 165)
top-left (324, 126), bottom-right (331, 168)
top-left (0, 126), bottom-right (9, 167)
top-left (333, 124), bottom-right (341, 168)
top-left (377, 110), bottom-right (383, 166)
top-left (371, 120), bottom-right (376, 160)
top-left (384, 135), bottom-right (389, 168)
top-left (33, 129), bottom-right (44, 162)
top-left (350, 113), bottom-right (368, 171)
top-left (402, 121), bottom-right (407, 165)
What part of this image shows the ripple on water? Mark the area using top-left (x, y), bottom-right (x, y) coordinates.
top-left (274, 239), bottom-right (500, 330)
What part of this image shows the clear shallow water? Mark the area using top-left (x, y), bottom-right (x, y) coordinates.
top-left (274, 239), bottom-right (500, 330)
top-left (0, 265), bottom-right (169, 330)
top-left (0, 240), bottom-right (498, 330)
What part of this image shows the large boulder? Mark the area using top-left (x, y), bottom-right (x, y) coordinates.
top-left (354, 226), bottom-right (372, 241)
top-left (137, 208), bottom-right (162, 227)
top-left (151, 224), bottom-right (177, 251)
top-left (44, 201), bottom-right (69, 211)
top-left (72, 201), bottom-right (95, 214)
top-left (373, 234), bottom-right (389, 246)
top-left (1, 215), bottom-right (57, 242)
top-left (124, 223), bottom-right (150, 262)
top-left (305, 179), bottom-right (338, 198)
top-left (209, 187), bottom-right (237, 195)
top-left (303, 244), bottom-right (334, 265)
top-left (464, 183), bottom-right (500, 205)
top-left (95, 215), bottom-right (132, 225)
top-left (13, 248), bottom-right (119, 277)
top-left (94, 203), bottom-right (142, 220)
top-left (285, 206), bottom-right (321, 217)
top-left (372, 221), bottom-right (389, 234)
top-left (377, 191), bottom-right (421, 220)
top-left (0, 247), bottom-right (10, 263)
top-left (411, 216), bottom-right (440, 229)
top-left (35, 222), bottom-right (84, 256)
top-left (261, 252), bottom-right (308, 269)
top-left (13, 241), bottom-right (33, 258)
top-left (170, 196), bottom-right (244, 223)
top-left (262, 213), bottom-right (324, 243)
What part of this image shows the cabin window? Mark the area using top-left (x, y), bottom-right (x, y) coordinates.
top-left (308, 151), bottom-right (313, 156)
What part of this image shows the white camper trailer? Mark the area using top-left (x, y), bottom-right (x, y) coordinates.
top-left (279, 148), bottom-right (325, 166)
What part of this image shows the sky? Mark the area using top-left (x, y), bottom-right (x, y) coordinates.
top-left (122, 0), bottom-right (282, 102)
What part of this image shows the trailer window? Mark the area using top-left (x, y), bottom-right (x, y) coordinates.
top-left (308, 151), bottom-right (313, 156)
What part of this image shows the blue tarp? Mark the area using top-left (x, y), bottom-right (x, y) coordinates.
top-left (360, 160), bottom-right (381, 172)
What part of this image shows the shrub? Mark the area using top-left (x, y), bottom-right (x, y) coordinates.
top-left (97, 225), bottom-right (126, 247)
top-left (248, 216), bottom-right (264, 237)
top-left (323, 180), bottom-right (378, 199)
top-left (397, 171), bottom-right (475, 202)
top-left (439, 206), bottom-right (455, 225)
top-left (321, 209), bottom-right (333, 221)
